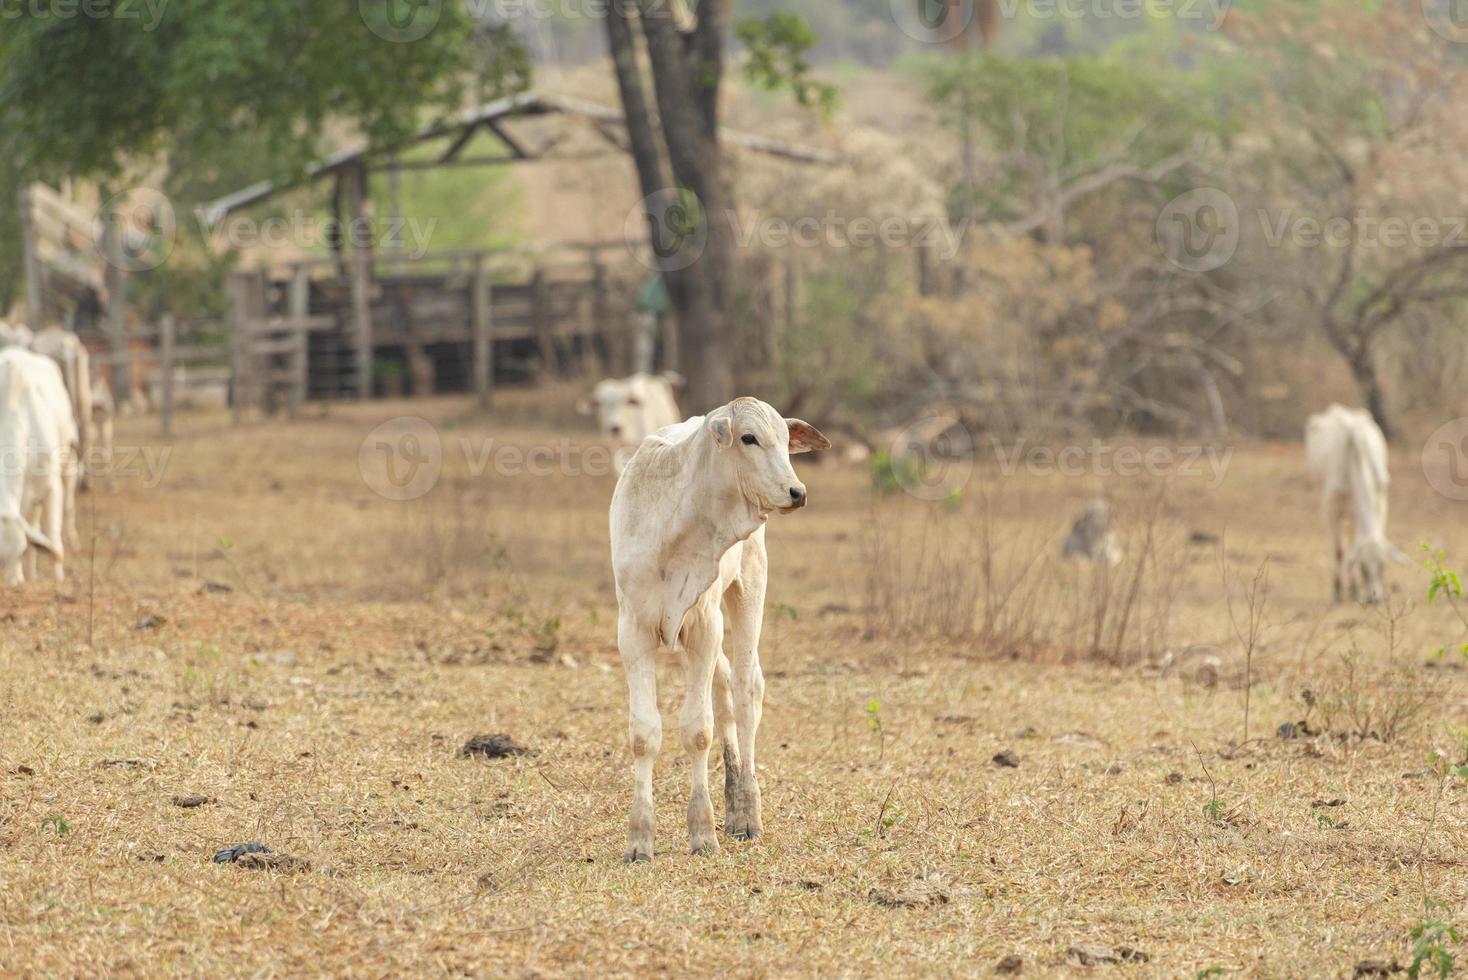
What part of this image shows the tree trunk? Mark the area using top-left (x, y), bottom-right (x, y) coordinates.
top-left (631, 0), bottom-right (735, 413)
top-left (1348, 346), bottom-right (1395, 441)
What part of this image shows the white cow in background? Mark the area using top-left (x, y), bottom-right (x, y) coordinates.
top-left (0, 321), bottom-right (35, 348)
top-left (580, 372), bottom-right (684, 471)
top-left (29, 327), bottom-right (95, 504)
top-left (609, 396), bottom-right (829, 862)
top-left (1306, 404), bottom-right (1403, 603)
top-left (0, 348), bottom-right (77, 584)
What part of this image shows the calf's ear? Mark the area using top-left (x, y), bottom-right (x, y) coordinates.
top-left (786, 419), bottom-right (831, 454)
top-left (661, 371), bottom-right (686, 390)
top-left (708, 411), bottom-right (734, 448)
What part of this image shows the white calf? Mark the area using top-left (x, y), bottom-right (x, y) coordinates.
top-left (1306, 404), bottom-right (1402, 603)
top-left (0, 348), bottom-right (78, 584)
top-left (580, 372), bottom-right (683, 469)
top-left (609, 396), bottom-right (829, 862)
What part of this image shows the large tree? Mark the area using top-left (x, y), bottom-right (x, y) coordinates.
top-left (1227, 0), bottom-right (1468, 439)
top-left (605, 3), bottom-right (832, 412)
top-left (0, 0), bottom-right (526, 310)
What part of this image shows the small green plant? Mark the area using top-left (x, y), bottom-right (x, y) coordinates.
top-left (41, 814), bottom-right (69, 836)
top-left (869, 450), bottom-right (924, 496)
top-left (865, 698), bottom-right (886, 761)
top-left (1408, 900), bottom-right (1460, 979)
top-left (772, 602), bottom-right (798, 622)
top-left (1424, 547), bottom-right (1468, 662)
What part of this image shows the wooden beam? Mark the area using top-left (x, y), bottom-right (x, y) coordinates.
top-left (437, 121), bottom-right (482, 164)
top-left (486, 119), bottom-right (532, 160)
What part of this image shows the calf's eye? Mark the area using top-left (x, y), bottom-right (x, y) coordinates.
top-left (626, 398), bottom-right (641, 407)
top-left (741, 434), bottom-right (759, 446)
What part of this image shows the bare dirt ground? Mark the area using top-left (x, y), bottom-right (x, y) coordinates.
top-left (1, 389), bottom-right (1465, 977)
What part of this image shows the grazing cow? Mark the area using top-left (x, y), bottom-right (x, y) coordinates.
top-left (29, 327), bottom-right (93, 504)
top-left (579, 372), bottom-right (683, 470)
top-left (1061, 497), bottom-right (1123, 567)
top-left (0, 348), bottom-right (78, 584)
top-left (609, 396), bottom-right (829, 861)
top-left (1305, 404), bottom-right (1402, 603)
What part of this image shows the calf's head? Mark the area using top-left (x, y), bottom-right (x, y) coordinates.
top-left (1349, 536), bottom-right (1406, 604)
top-left (706, 397), bottom-right (830, 515)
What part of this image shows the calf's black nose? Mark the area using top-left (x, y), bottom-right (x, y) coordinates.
top-left (788, 486), bottom-right (805, 507)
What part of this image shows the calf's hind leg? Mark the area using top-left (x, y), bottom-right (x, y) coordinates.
top-left (678, 598), bottom-right (723, 856)
top-left (724, 538), bottom-right (768, 840)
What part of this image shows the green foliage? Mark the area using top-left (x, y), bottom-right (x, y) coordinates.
top-left (1408, 901), bottom-right (1460, 980)
top-left (41, 813), bottom-right (69, 836)
top-left (1425, 548), bottom-right (1462, 606)
top-left (736, 13), bottom-right (838, 117)
top-left (915, 52), bottom-right (1224, 221)
top-left (0, 2), bottom-right (528, 180)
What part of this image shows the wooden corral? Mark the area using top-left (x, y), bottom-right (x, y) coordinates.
top-left (227, 242), bottom-right (648, 415)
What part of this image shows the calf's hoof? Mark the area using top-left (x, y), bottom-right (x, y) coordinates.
top-left (690, 838), bottom-right (719, 857)
top-left (623, 847), bottom-right (653, 864)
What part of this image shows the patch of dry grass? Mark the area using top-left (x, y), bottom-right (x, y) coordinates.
top-left (1, 391), bottom-right (1466, 976)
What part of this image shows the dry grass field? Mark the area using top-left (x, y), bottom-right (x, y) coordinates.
top-left (1, 389), bottom-right (1466, 977)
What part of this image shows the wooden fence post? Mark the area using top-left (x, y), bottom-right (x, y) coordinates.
top-left (346, 162), bottom-right (374, 400)
top-left (228, 272), bottom-right (249, 424)
top-left (532, 267), bottom-right (557, 377)
top-left (471, 254), bottom-right (493, 410)
top-left (288, 264), bottom-right (309, 417)
top-left (159, 314), bottom-right (176, 437)
top-left (101, 213), bottom-right (131, 401)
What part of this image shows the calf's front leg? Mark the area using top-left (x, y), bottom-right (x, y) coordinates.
top-left (618, 616), bottom-right (661, 863)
